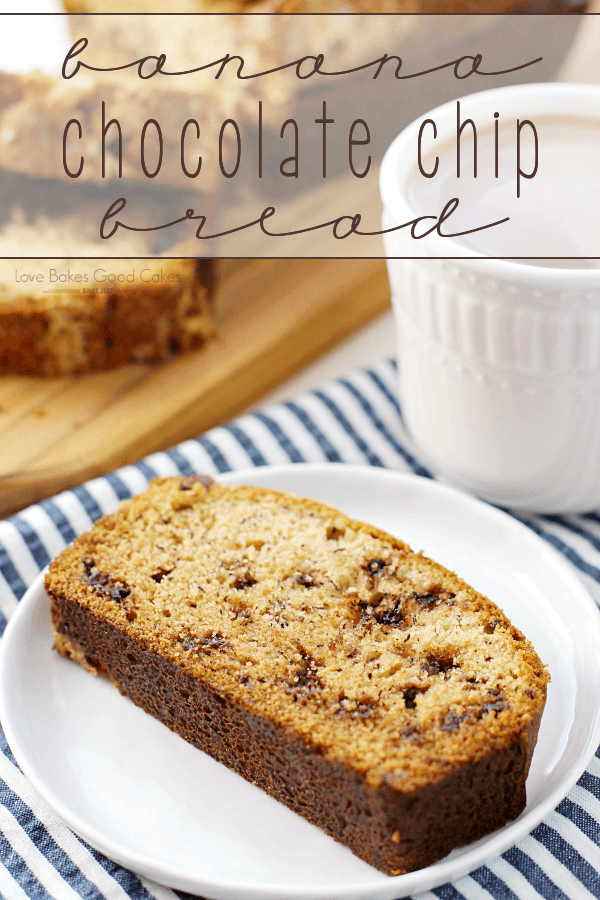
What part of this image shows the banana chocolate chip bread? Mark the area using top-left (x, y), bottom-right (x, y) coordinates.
top-left (47, 475), bottom-right (549, 875)
top-left (0, 258), bottom-right (215, 376)
top-left (0, 169), bottom-right (217, 376)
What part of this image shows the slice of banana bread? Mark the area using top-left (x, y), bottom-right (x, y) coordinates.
top-left (0, 167), bottom-right (217, 376)
top-left (0, 258), bottom-right (215, 376)
top-left (46, 475), bottom-right (549, 875)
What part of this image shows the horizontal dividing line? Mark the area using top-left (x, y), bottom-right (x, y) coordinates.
top-left (5, 257), bottom-right (600, 261)
top-left (8, 9), bottom-right (595, 13)
top-left (3, 256), bottom-right (216, 261)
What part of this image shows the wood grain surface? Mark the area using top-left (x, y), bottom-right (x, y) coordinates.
top-left (0, 257), bottom-right (391, 517)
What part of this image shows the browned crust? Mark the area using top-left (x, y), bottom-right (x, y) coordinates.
top-left (50, 590), bottom-right (543, 874)
top-left (46, 477), bottom-right (548, 874)
top-left (0, 259), bottom-right (216, 376)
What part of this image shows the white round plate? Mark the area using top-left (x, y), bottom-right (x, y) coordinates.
top-left (1, 464), bottom-right (600, 900)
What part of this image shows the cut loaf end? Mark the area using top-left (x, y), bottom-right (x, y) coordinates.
top-left (0, 259), bottom-right (216, 376)
top-left (0, 164), bottom-right (217, 376)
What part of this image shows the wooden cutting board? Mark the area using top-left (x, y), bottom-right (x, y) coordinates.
top-left (0, 257), bottom-right (391, 518)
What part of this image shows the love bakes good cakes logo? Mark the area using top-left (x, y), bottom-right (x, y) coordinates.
top-left (14, 267), bottom-right (183, 286)
top-left (0, 14), bottom-right (591, 257)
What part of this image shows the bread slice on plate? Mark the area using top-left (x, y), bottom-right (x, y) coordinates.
top-left (46, 474), bottom-right (549, 875)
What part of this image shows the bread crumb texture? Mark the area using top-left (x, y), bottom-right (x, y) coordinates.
top-left (0, 260), bottom-right (215, 375)
top-left (47, 476), bottom-right (549, 872)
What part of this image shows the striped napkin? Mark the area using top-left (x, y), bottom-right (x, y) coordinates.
top-left (0, 359), bottom-right (599, 900)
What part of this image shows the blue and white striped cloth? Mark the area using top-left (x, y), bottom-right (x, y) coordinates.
top-left (0, 358), bottom-right (599, 900)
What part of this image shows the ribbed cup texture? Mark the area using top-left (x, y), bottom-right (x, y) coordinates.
top-left (384, 242), bottom-right (600, 512)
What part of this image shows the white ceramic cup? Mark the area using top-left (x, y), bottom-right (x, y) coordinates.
top-left (379, 83), bottom-right (600, 514)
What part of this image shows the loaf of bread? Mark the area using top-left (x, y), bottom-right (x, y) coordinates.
top-left (0, 72), bottom-right (235, 191)
top-left (0, 166), bottom-right (216, 376)
top-left (47, 475), bottom-right (549, 875)
top-left (62, 0), bottom-right (528, 12)
top-left (61, 6), bottom-right (418, 125)
top-left (59, 4), bottom-right (581, 166)
top-left (0, 258), bottom-right (215, 376)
